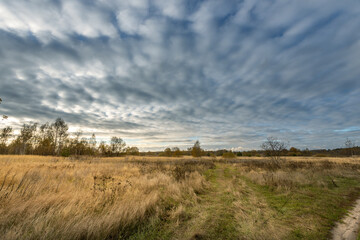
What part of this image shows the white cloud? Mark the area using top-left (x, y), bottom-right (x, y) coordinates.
top-left (0, 0), bottom-right (117, 41)
top-left (0, 0), bottom-right (360, 150)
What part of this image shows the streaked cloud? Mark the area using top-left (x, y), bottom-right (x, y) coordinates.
top-left (0, 0), bottom-right (359, 150)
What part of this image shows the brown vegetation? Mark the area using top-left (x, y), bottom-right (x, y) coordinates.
top-left (0, 156), bottom-right (211, 239)
top-left (1, 155), bottom-right (360, 240)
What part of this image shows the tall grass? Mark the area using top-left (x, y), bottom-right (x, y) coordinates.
top-left (237, 158), bottom-right (360, 190)
top-left (0, 156), bottom-right (211, 239)
top-left (1, 155), bottom-right (359, 240)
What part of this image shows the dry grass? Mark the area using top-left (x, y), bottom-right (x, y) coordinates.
top-left (235, 156), bottom-right (360, 164)
top-left (235, 158), bottom-right (360, 191)
top-left (1, 155), bottom-right (360, 240)
top-left (231, 158), bottom-right (360, 239)
top-left (0, 155), bottom-right (212, 240)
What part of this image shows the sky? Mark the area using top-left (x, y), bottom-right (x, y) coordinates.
top-left (0, 0), bottom-right (360, 151)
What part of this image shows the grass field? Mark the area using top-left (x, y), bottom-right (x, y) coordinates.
top-left (1, 155), bottom-right (360, 240)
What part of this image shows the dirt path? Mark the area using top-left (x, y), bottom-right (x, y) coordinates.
top-left (332, 199), bottom-right (360, 240)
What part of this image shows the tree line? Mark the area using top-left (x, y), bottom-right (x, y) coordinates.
top-left (159, 140), bottom-right (205, 157)
top-left (160, 138), bottom-right (360, 158)
top-left (0, 119), bottom-right (358, 157)
top-left (0, 118), bottom-right (139, 156)
top-left (1, 99), bottom-right (358, 157)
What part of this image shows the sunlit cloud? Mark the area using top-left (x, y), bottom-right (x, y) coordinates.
top-left (0, 0), bottom-right (359, 150)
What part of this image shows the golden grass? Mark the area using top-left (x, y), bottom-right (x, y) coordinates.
top-left (232, 158), bottom-right (360, 239)
top-left (1, 155), bottom-right (360, 240)
top-left (234, 155), bottom-right (360, 163)
top-left (0, 155), bottom-right (209, 240)
top-left (236, 158), bottom-right (360, 190)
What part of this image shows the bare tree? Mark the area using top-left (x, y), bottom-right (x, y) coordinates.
top-left (52, 118), bottom-right (68, 155)
top-left (18, 123), bottom-right (37, 155)
top-left (89, 133), bottom-right (97, 154)
top-left (0, 126), bottom-right (12, 153)
top-left (36, 123), bottom-right (55, 155)
top-left (261, 137), bottom-right (287, 166)
top-left (0, 127), bottom-right (12, 144)
top-left (345, 138), bottom-right (355, 156)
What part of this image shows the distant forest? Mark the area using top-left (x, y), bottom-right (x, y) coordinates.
top-left (0, 117), bottom-right (359, 157)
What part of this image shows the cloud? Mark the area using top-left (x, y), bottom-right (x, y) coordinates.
top-left (0, 0), bottom-right (360, 151)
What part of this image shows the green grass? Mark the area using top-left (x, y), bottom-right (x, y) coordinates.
top-left (239, 173), bottom-right (360, 239)
top-left (124, 163), bottom-right (360, 239)
top-left (127, 217), bottom-right (173, 240)
top-left (197, 168), bottom-right (239, 239)
top-left (127, 166), bottom-right (240, 239)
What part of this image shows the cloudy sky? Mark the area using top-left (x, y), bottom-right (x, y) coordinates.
top-left (0, 0), bottom-right (360, 151)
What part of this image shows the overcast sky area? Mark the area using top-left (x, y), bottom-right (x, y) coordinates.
top-left (0, 0), bottom-right (360, 151)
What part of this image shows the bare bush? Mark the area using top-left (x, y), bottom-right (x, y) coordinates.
top-left (261, 137), bottom-right (287, 169)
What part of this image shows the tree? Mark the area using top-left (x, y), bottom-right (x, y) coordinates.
top-left (0, 126), bottom-right (12, 154)
top-left (261, 137), bottom-right (287, 162)
top-left (172, 147), bottom-right (182, 157)
top-left (98, 141), bottom-right (111, 156)
top-left (126, 146), bottom-right (140, 155)
top-left (345, 138), bottom-right (355, 156)
top-left (288, 147), bottom-right (301, 156)
top-left (110, 137), bottom-right (126, 156)
top-left (0, 127), bottom-right (12, 144)
top-left (52, 118), bottom-right (68, 155)
top-left (67, 131), bottom-right (88, 156)
top-left (191, 140), bottom-right (203, 157)
top-left (89, 134), bottom-right (97, 155)
top-left (18, 123), bottom-right (37, 154)
top-left (35, 123), bottom-right (55, 155)
top-left (164, 147), bottom-right (172, 157)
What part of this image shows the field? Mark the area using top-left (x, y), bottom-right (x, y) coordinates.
top-left (1, 155), bottom-right (360, 240)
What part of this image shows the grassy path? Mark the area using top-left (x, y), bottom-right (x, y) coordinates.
top-left (128, 165), bottom-right (255, 240)
top-left (130, 163), bottom-right (360, 240)
top-left (170, 167), bottom-right (239, 239)
top-left (171, 166), bottom-right (284, 240)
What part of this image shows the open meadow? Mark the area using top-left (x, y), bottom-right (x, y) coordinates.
top-left (1, 155), bottom-right (360, 240)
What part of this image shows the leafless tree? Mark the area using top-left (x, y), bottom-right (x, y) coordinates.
top-left (89, 133), bottom-right (97, 154)
top-left (0, 126), bottom-right (12, 153)
top-left (52, 118), bottom-right (68, 155)
top-left (18, 123), bottom-right (37, 154)
top-left (345, 138), bottom-right (355, 156)
top-left (0, 127), bottom-right (12, 144)
top-left (261, 137), bottom-right (287, 166)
